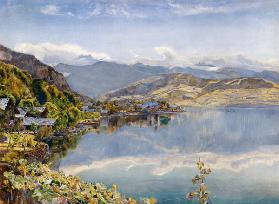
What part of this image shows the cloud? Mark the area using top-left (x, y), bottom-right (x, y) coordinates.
top-left (167, 1), bottom-right (264, 16)
top-left (14, 43), bottom-right (110, 66)
top-left (60, 147), bottom-right (279, 176)
top-left (40, 4), bottom-right (75, 17)
top-left (133, 46), bottom-right (279, 71)
top-left (197, 55), bottom-right (278, 71)
top-left (62, 72), bottom-right (71, 78)
top-left (168, 3), bottom-right (223, 16)
top-left (40, 4), bottom-right (60, 16)
top-left (154, 46), bottom-right (177, 61)
top-left (135, 46), bottom-right (194, 67)
top-left (86, 1), bottom-right (146, 18)
top-left (84, 0), bottom-right (270, 19)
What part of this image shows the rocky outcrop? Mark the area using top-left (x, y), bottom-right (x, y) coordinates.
top-left (0, 44), bottom-right (70, 91)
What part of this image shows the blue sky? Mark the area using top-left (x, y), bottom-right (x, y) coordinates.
top-left (0, 0), bottom-right (279, 69)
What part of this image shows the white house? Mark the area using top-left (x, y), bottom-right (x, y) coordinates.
top-left (0, 98), bottom-right (10, 111)
top-left (15, 107), bottom-right (27, 118)
top-left (23, 117), bottom-right (56, 127)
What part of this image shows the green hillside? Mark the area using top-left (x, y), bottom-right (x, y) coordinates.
top-left (0, 61), bottom-right (83, 130)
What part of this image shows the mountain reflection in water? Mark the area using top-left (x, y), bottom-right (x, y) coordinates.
top-left (59, 108), bottom-right (279, 204)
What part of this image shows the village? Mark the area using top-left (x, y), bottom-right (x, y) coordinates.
top-left (0, 97), bottom-right (56, 131)
top-left (0, 96), bottom-right (182, 135)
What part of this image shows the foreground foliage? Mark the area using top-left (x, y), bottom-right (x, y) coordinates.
top-left (3, 159), bottom-right (137, 203)
top-left (0, 132), bottom-right (156, 204)
top-left (3, 159), bottom-right (159, 204)
top-left (187, 159), bottom-right (212, 204)
top-left (0, 61), bottom-right (85, 131)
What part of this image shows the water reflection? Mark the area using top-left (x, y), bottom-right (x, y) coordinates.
top-left (59, 108), bottom-right (279, 204)
top-left (100, 114), bottom-right (172, 133)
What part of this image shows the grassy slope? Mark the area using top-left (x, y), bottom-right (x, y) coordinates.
top-left (101, 73), bottom-right (279, 107)
top-left (0, 61), bottom-right (83, 129)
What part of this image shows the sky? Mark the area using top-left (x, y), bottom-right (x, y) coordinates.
top-left (0, 0), bottom-right (279, 70)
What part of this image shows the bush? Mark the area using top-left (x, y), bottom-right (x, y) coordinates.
top-left (67, 107), bottom-right (82, 126)
top-left (32, 80), bottom-right (50, 105)
top-left (37, 126), bottom-right (53, 140)
top-left (18, 98), bottom-right (37, 108)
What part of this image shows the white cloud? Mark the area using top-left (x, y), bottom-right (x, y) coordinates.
top-left (60, 147), bottom-right (279, 176)
top-left (167, 1), bottom-right (263, 16)
top-left (133, 46), bottom-right (279, 71)
top-left (87, 2), bottom-right (146, 18)
top-left (40, 4), bottom-right (60, 16)
top-left (14, 43), bottom-right (110, 66)
top-left (135, 46), bottom-right (194, 67)
top-left (40, 4), bottom-right (75, 17)
top-left (197, 55), bottom-right (279, 71)
top-left (154, 46), bottom-right (177, 61)
top-left (168, 3), bottom-right (222, 16)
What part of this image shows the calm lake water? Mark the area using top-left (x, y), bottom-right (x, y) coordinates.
top-left (59, 108), bottom-right (279, 204)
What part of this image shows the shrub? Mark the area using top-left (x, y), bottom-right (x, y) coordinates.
top-left (37, 126), bottom-right (53, 140)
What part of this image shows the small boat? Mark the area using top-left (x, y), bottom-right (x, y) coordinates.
top-left (159, 115), bottom-right (171, 125)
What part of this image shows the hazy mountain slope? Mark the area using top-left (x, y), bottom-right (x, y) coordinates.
top-left (260, 70), bottom-right (279, 83)
top-left (132, 63), bottom-right (170, 75)
top-left (101, 73), bottom-right (279, 107)
top-left (213, 67), bottom-right (279, 84)
top-left (55, 62), bottom-right (161, 97)
top-left (170, 66), bottom-right (227, 79)
top-left (0, 44), bottom-right (70, 91)
top-left (54, 61), bottom-right (279, 98)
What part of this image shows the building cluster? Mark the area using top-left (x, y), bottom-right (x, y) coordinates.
top-left (0, 97), bottom-right (56, 130)
top-left (82, 102), bottom-right (108, 115)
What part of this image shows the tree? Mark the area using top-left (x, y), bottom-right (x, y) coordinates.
top-left (29, 123), bottom-right (38, 133)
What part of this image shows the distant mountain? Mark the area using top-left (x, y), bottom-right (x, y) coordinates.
top-left (0, 44), bottom-right (70, 91)
top-left (260, 70), bottom-right (279, 83)
top-left (215, 67), bottom-right (279, 84)
top-left (170, 66), bottom-right (227, 79)
top-left (54, 60), bottom-right (279, 98)
top-left (55, 62), bottom-right (166, 97)
top-left (101, 73), bottom-right (279, 107)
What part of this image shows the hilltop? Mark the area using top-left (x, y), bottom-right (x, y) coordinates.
top-left (101, 73), bottom-right (279, 107)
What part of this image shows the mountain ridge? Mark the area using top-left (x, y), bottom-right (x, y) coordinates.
top-left (100, 73), bottom-right (279, 107)
top-left (54, 61), bottom-right (279, 98)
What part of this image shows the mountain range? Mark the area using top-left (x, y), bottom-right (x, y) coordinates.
top-left (101, 73), bottom-right (279, 107)
top-left (55, 61), bottom-right (279, 98)
top-left (1, 43), bottom-right (279, 107)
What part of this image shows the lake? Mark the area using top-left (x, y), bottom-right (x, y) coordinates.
top-left (58, 108), bottom-right (279, 204)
